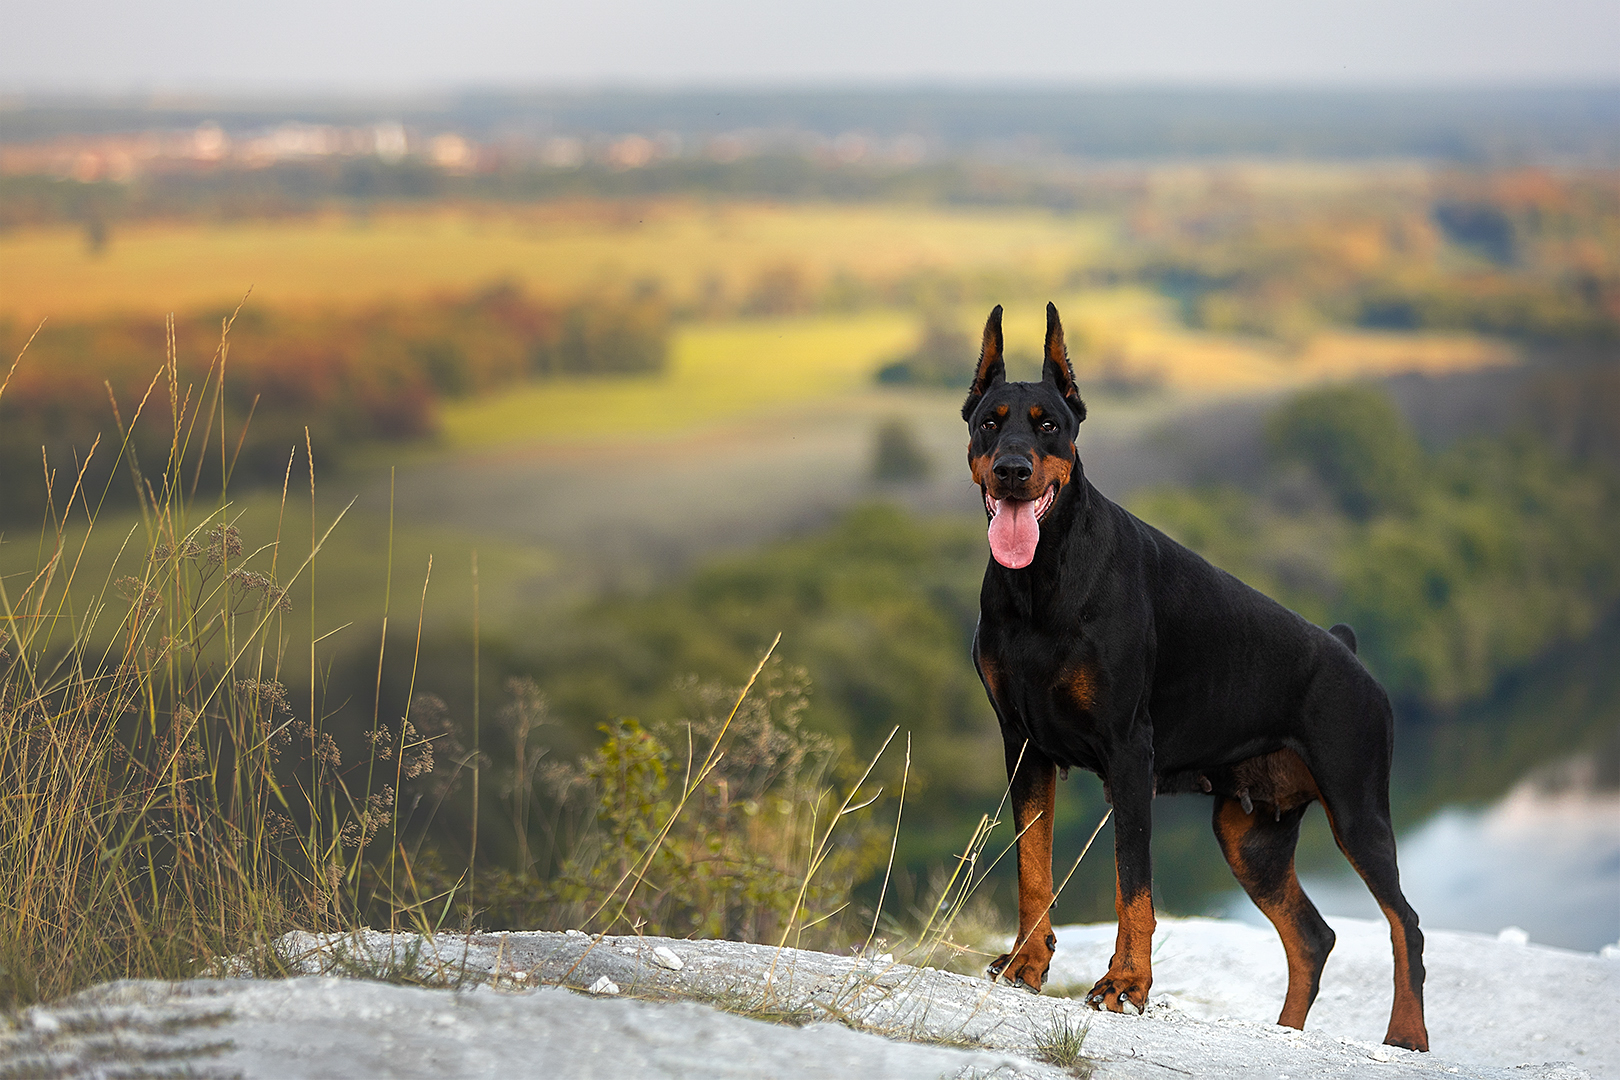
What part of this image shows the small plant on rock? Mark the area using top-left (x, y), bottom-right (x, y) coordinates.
top-left (1032, 1012), bottom-right (1094, 1078)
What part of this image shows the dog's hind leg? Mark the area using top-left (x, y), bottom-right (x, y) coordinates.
top-left (1212, 796), bottom-right (1335, 1030)
top-left (1310, 749), bottom-right (1429, 1052)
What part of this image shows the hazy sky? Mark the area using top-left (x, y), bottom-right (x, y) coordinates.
top-left (5, 0), bottom-right (1619, 93)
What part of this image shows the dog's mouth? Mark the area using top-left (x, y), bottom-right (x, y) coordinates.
top-left (984, 484), bottom-right (1057, 569)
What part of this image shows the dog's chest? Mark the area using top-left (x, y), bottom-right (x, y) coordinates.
top-left (979, 616), bottom-right (1110, 770)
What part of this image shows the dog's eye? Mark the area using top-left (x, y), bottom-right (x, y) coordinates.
top-left (981, 419), bottom-right (998, 431)
top-left (1040, 419), bottom-right (1058, 433)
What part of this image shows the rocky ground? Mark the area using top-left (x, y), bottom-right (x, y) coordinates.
top-left (2, 916), bottom-right (1614, 1079)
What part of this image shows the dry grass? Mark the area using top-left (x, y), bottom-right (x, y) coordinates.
top-left (0, 312), bottom-right (908, 1008)
top-left (0, 317), bottom-right (316, 1006)
top-left (1032, 1012), bottom-right (1096, 1077)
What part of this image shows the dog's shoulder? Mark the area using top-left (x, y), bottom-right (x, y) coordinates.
top-left (1115, 495), bottom-right (1347, 655)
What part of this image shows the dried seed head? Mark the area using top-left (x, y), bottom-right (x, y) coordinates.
top-left (206, 524), bottom-right (243, 564)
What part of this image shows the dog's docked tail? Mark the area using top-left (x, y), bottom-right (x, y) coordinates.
top-left (1329, 623), bottom-right (1358, 654)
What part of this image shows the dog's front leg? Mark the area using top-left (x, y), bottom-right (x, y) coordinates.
top-left (1087, 735), bottom-right (1155, 1014)
top-left (987, 736), bottom-right (1057, 992)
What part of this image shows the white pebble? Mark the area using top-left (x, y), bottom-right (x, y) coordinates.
top-left (565, 928), bottom-right (587, 938)
top-left (1496, 926), bottom-right (1530, 946)
top-left (587, 976), bottom-right (620, 995)
top-left (651, 946), bottom-right (684, 971)
top-left (30, 1012), bottom-right (60, 1035)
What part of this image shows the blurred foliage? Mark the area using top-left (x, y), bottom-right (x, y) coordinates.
top-left (870, 419), bottom-right (933, 483)
top-left (1267, 385), bottom-right (1424, 520)
top-left (1135, 384), bottom-right (1620, 706)
top-left (0, 283), bottom-right (667, 519)
top-left (465, 664), bottom-right (885, 943)
top-left (1127, 170), bottom-right (1620, 345)
top-left (516, 506), bottom-right (1000, 836)
top-left (875, 318), bottom-right (977, 388)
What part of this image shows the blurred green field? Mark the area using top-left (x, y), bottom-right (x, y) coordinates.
top-left (0, 307), bottom-right (949, 657)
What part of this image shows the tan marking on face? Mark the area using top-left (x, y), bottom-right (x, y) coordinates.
top-left (969, 451), bottom-right (994, 487)
top-left (1031, 450), bottom-right (1073, 495)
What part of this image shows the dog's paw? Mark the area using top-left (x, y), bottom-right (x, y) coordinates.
top-left (986, 952), bottom-right (1045, 993)
top-left (1083, 971), bottom-right (1151, 1014)
top-left (987, 931), bottom-right (1056, 993)
top-left (1383, 1022), bottom-right (1430, 1053)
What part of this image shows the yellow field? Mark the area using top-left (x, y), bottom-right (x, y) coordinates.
top-left (430, 292), bottom-right (1516, 454)
top-left (436, 311), bottom-right (919, 448)
top-left (0, 199), bottom-right (1515, 457)
top-left (0, 202), bottom-right (1109, 321)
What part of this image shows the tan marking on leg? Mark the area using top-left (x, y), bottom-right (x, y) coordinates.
top-left (1316, 800), bottom-right (1429, 1052)
top-left (1380, 900), bottom-right (1430, 1052)
top-left (1214, 797), bottom-right (1323, 1030)
top-left (1085, 874), bottom-right (1155, 1012)
top-left (1013, 763), bottom-right (1056, 985)
top-left (1113, 878), bottom-right (1156, 972)
top-left (990, 757), bottom-right (1057, 991)
top-left (979, 657), bottom-right (1002, 702)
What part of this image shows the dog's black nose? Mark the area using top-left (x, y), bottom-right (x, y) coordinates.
top-left (993, 456), bottom-right (1033, 485)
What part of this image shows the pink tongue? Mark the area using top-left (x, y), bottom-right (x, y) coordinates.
top-left (988, 498), bottom-right (1040, 568)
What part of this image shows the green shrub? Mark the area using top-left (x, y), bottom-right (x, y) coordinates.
top-left (472, 663), bottom-right (885, 945)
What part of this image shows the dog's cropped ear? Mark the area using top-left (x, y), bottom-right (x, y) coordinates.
top-left (1042, 301), bottom-right (1086, 424)
top-left (962, 305), bottom-right (1006, 420)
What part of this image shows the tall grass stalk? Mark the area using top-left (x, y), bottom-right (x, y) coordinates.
top-left (0, 318), bottom-right (379, 1008)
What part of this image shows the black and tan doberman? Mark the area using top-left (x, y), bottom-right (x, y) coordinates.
top-left (965, 303), bottom-right (1427, 1051)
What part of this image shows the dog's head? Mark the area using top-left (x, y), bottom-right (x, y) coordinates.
top-left (962, 303), bottom-right (1086, 570)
